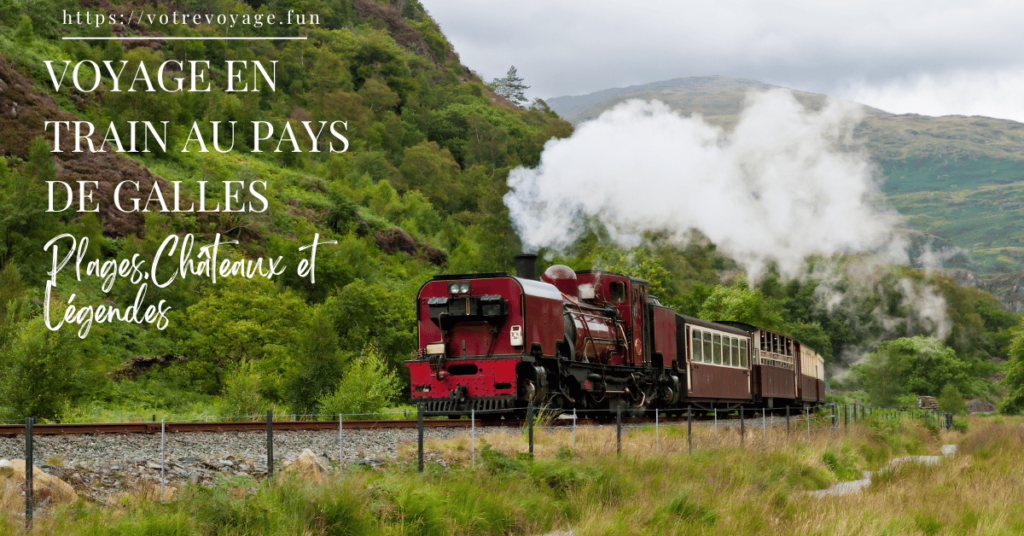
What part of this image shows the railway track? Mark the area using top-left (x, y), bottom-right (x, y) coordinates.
top-left (0, 412), bottom-right (773, 437)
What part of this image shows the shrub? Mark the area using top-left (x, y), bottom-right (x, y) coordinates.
top-left (0, 314), bottom-right (88, 421)
top-left (219, 361), bottom-right (282, 419)
top-left (937, 383), bottom-right (967, 415)
top-left (317, 343), bottom-right (401, 418)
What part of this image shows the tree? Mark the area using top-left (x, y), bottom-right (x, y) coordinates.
top-left (853, 336), bottom-right (970, 408)
top-left (0, 262), bottom-right (28, 352)
top-left (317, 343), bottom-right (401, 419)
top-left (937, 383), bottom-right (967, 415)
top-left (326, 280), bottom-right (417, 373)
top-left (285, 305), bottom-right (348, 414)
top-left (0, 314), bottom-right (89, 421)
top-left (492, 66), bottom-right (530, 104)
top-left (1000, 318), bottom-right (1024, 414)
top-left (696, 278), bottom-right (785, 331)
top-left (398, 140), bottom-right (461, 210)
top-left (175, 278), bottom-right (309, 394)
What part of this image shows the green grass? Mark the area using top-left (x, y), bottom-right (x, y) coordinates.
top-left (5, 416), bottom-right (1022, 535)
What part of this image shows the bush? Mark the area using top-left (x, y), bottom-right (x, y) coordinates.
top-left (0, 315), bottom-right (88, 421)
top-left (219, 361), bottom-right (281, 419)
top-left (937, 383), bottom-right (967, 415)
top-left (317, 343), bottom-right (401, 418)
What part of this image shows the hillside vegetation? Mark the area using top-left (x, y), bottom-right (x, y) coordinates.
top-left (0, 0), bottom-right (571, 421)
top-left (0, 1), bottom-right (1022, 421)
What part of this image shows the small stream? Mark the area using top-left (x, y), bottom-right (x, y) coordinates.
top-left (811, 444), bottom-right (958, 498)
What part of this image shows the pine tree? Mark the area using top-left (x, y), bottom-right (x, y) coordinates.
top-left (493, 65), bottom-right (530, 104)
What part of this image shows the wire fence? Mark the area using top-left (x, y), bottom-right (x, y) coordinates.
top-left (411, 403), bottom-right (956, 472)
top-left (5, 404), bottom-right (956, 526)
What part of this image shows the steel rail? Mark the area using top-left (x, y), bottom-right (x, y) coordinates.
top-left (0, 412), bottom-right (808, 437)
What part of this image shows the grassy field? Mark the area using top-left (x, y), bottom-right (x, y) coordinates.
top-left (1, 414), bottom-right (1021, 535)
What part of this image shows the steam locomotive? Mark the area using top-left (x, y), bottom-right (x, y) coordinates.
top-left (406, 255), bottom-right (826, 416)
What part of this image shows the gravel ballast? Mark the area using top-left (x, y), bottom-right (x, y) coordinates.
top-left (0, 427), bottom-right (465, 501)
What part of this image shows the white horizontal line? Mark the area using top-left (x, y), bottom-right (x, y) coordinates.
top-left (62, 36), bottom-right (306, 40)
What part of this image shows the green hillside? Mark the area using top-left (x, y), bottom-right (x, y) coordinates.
top-left (0, 0), bottom-right (573, 421)
top-left (0, 2), bottom-right (1019, 421)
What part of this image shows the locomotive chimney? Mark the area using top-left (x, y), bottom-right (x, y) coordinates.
top-left (514, 254), bottom-right (538, 280)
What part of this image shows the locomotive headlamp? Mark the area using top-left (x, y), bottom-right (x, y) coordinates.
top-left (448, 281), bottom-right (471, 295)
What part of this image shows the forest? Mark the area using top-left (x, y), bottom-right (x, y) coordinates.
top-left (0, 0), bottom-right (1023, 423)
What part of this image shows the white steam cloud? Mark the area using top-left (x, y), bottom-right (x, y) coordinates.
top-left (505, 89), bottom-right (908, 281)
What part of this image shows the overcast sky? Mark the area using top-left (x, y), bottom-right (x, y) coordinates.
top-left (422, 0), bottom-right (1024, 122)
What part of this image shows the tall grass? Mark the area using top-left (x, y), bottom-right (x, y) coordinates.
top-left (2, 415), bottom-right (1020, 536)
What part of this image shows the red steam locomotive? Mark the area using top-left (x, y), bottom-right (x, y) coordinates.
top-left (406, 255), bottom-right (826, 416)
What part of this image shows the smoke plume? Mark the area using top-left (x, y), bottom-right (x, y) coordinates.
top-left (505, 89), bottom-right (908, 281)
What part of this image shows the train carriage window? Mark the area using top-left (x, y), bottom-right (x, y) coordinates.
top-left (712, 334), bottom-right (722, 365)
top-left (691, 329), bottom-right (702, 362)
top-left (772, 333), bottom-right (779, 354)
top-left (786, 338), bottom-right (793, 356)
top-left (608, 282), bottom-right (626, 304)
top-left (703, 332), bottom-right (712, 364)
top-left (731, 338), bottom-right (739, 367)
top-left (760, 331), bottom-right (766, 351)
top-left (740, 339), bottom-right (747, 367)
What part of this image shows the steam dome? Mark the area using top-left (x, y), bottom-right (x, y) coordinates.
top-left (541, 265), bottom-right (578, 297)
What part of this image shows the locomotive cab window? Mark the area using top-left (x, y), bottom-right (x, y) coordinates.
top-left (608, 281), bottom-right (626, 304)
top-left (691, 329), bottom-right (702, 362)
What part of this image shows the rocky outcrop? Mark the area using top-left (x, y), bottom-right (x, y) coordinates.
top-left (375, 227), bottom-right (448, 266)
top-left (110, 354), bottom-right (188, 382)
top-left (966, 399), bottom-right (997, 414)
top-left (0, 459), bottom-right (78, 514)
top-left (947, 268), bottom-right (1024, 313)
top-left (0, 55), bottom-right (176, 238)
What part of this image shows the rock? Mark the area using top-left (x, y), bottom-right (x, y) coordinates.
top-left (0, 460), bottom-right (79, 513)
top-left (967, 399), bottom-right (996, 414)
top-left (281, 449), bottom-right (328, 484)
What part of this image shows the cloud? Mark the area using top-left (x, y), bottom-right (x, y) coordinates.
top-left (504, 89), bottom-right (908, 281)
top-left (836, 69), bottom-right (1024, 122)
top-left (424, 0), bottom-right (1024, 121)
